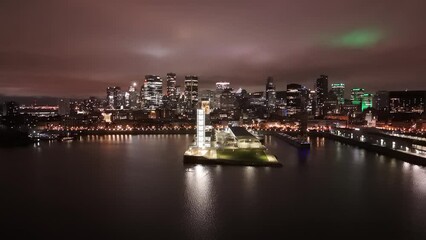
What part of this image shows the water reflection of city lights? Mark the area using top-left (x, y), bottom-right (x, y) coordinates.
top-left (185, 165), bottom-right (214, 231)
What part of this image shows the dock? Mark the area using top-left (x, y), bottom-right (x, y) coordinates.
top-left (273, 132), bottom-right (311, 149)
top-left (183, 127), bottom-right (282, 167)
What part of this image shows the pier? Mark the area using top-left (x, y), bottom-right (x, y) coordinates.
top-left (311, 128), bottom-right (426, 166)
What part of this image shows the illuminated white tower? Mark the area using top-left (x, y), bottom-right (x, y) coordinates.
top-left (196, 109), bottom-right (205, 147)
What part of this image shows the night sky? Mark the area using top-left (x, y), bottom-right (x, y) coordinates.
top-left (0, 0), bottom-right (425, 98)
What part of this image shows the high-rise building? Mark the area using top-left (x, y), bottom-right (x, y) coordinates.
top-left (199, 90), bottom-right (215, 103)
top-left (361, 93), bottom-right (374, 111)
top-left (351, 88), bottom-right (365, 106)
top-left (58, 99), bottom-right (70, 116)
top-left (324, 94), bottom-right (339, 114)
top-left (248, 92), bottom-right (266, 107)
top-left (106, 86), bottom-right (122, 109)
top-left (141, 75), bottom-right (163, 110)
top-left (184, 75), bottom-right (199, 107)
top-left (220, 88), bottom-right (236, 110)
top-left (287, 84), bottom-right (308, 116)
top-left (216, 82), bottom-right (230, 91)
top-left (389, 91), bottom-right (426, 113)
top-left (374, 91), bottom-right (389, 112)
top-left (166, 73), bottom-right (177, 98)
top-left (315, 75), bottom-right (328, 116)
top-left (307, 90), bottom-right (316, 115)
top-left (127, 82), bottom-right (139, 109)
top-left (330, 83), bottom-right (345, 105)
top-left (265, 76), bottom-right (276, 109)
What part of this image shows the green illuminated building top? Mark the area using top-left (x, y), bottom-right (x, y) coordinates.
top-left (361, 93), bottom-right (374, 111)
top-left (351, 88), bottom-right (365, 105)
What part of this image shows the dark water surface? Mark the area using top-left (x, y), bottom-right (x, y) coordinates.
top-left (1, 135), bottom-right (426, 239)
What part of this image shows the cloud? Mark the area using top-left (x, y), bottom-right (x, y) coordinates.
top-left (0, 0), bottom-right (425, 97)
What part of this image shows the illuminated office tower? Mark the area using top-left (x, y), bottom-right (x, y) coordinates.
top-left (166, 73), bottom-right (177, 98)
top-left (287, 84), bottom-right (308, 116)
top-left (265, 76), bottom-right (276, 108)
top-left (351, 88), bottom-right (365, 105)
top-left (106, 86), bottom-right (121, 109)
top-left (330, 83), bottom-right (345, 105)
top-left (165, 73), bottom-right (178, 110)
top-left (141, 75), bottom-right (163, 110)
top-left (315, 75), bottom-right (328, 116)
top-left (184, 75), bottom-right (199, 108)
top-left (361, 93), bottom-right (374, 111)
top-left (124, 82), bottom-right (139, 110)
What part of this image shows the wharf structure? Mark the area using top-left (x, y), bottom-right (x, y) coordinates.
top-left (313, 128), bottom-right (426, 166)
top-left (184, 107), bottom-right (281, 167)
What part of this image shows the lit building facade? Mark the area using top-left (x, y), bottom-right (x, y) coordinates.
top-left (351, 88), bottom-right (365, 106)
top-left (330, 83), bottom-right (345, 105)
top-left (220, 88), bottom-right (236, 110)
top-left (166, 73), bottom-right (177, 98)
top-left (184, 75), bottom-right (199, 110)
top-left (106, 86), bottom-right (122, 109)
top-left (361, 93), bottom-right (374, 111)
top-left (315, 75), bottom-right (328, 116)
top-left (389, 90), bottom-right (426, 113)
top-left (196, 109), bottom-right (205, 147)
top-left (141, 75), bottom-right (163, 110)
top-left (216, 82), bottom-right (230, 91)
top-left (265, 76), bottom-right (276, 109)
top-left (287, 83), bottom-right (308, 116)
top-left (128, 82), bottom-right (139, 109)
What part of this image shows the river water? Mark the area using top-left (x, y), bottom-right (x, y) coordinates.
top-left (1, 135), bottom-right (426, 239)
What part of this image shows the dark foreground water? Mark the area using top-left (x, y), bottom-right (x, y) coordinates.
top-left (1, 135), bottom-right (426, 239)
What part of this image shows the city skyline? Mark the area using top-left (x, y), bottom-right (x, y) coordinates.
top-left (1, 0), bottom-right (425, 97)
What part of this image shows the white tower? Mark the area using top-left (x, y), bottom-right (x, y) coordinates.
top-left (196, 109), bottom-right (205, 147)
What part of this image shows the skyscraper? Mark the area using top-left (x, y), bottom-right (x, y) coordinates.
top-left (287, 84), bottom-right (308, 116)
top-left (141, 75), bottom-right (163, 110)
top-left (315, 75), bottom-right (328, 116)
top-left (265, 76), bottom-right (276, 109)
top-left (330, 83), bottom-right (345, 105)
top-left (166, 73), bottom-right (177, 98)
top-left (106, 86), bottom-right (122, 109)
top-left (361, 93), bottom-right (374, 111)
top-left (127, 82), bottom-right (139, 109)
top-left (351, 88), bottom-right (365, 105)
top-left (165, 73), bottom-right (177, 111)
top-left (184, 75), bottom-right (199, 107)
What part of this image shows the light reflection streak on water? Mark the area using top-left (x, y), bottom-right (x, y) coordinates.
top-left (185, 165), bottom-right (214, 231)
top-left (244, 166), bottom-right (256, 200)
